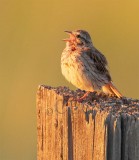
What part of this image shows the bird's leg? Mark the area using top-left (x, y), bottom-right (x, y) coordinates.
top-left (77, 91), bottom-right (91, 102)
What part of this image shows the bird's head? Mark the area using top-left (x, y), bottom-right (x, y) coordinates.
top-left (63, 30), bottom-right (93, 48)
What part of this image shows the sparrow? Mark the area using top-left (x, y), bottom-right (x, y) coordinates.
top-left (61, 30), bottom-right (122, 99)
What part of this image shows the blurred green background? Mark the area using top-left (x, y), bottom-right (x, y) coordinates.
top-left (0, 0), bottom-right (139, 159)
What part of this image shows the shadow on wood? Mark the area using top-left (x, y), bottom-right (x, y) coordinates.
top-left (37, 85), bottom-right (139, 160)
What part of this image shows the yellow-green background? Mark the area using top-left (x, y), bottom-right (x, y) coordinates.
top-left (0, 0), bottom-right (139, 159)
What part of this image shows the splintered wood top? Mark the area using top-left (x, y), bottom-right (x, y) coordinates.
top-left (38, 85), bottom-right (139, 117)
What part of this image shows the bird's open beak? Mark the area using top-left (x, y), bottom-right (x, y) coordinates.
top-left (63, 30), bottom-right (75, 41)
top-left (64, 30), bottom-right (72, 34)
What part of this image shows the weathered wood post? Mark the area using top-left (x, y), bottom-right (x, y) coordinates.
top-left (37, 85), bottom-right (139, 160)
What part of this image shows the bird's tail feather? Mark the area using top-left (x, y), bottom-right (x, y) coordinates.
top-left (102, 82), bottom-right (122, 98)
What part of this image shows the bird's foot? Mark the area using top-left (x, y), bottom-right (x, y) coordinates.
top-left (76, 91), bottom-right (90, 102)
top-left (77, 91), bottom-right (98, 102)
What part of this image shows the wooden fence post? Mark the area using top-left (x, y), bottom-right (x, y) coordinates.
top-left (37, 85), bottom-right (139, 160)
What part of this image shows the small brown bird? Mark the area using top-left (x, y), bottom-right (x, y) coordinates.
top-left (61, 30), bottom-right (122, 99)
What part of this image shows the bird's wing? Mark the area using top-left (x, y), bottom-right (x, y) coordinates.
top-left (85, 47), bottom-right (112, 81)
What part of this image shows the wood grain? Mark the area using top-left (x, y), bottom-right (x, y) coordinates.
top-left (37, 85), bottom-right (139, 160)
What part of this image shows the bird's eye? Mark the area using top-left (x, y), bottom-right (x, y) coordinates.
top-left (76, 35), bottom-right (81, 38)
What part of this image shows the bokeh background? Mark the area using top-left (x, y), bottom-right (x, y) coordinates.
top-left (0, 0), bottom-right (139, 159)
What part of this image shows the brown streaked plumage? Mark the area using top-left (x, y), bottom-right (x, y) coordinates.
top-left (61, 30), bottom-right (122, 98)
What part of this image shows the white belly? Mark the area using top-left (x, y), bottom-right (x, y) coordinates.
top-left (61, 50), bottom-right (96, 91)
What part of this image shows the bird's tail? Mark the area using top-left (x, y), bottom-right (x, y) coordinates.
top-left (102, 82), bottom-right (122, 98)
